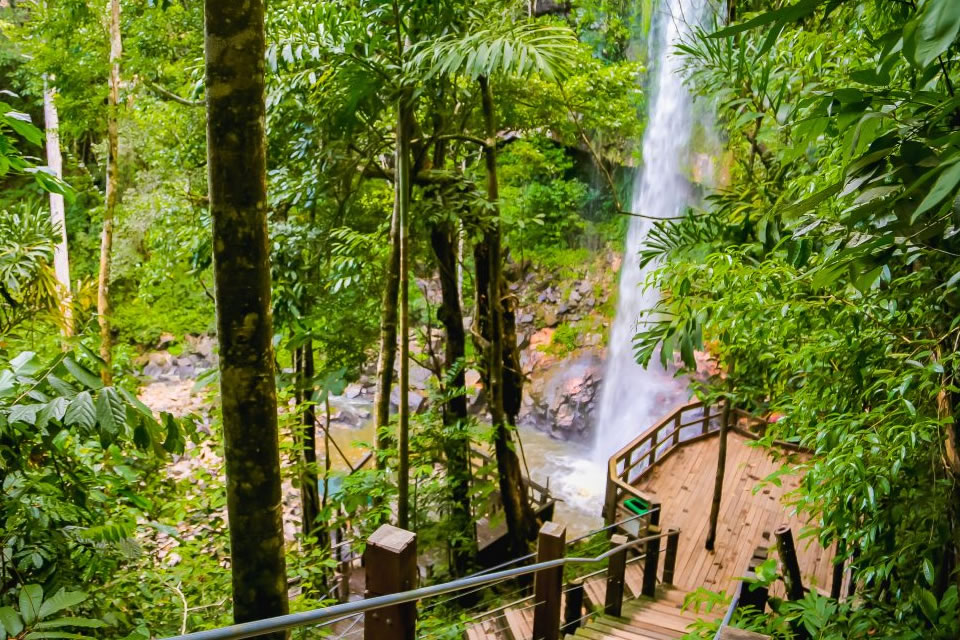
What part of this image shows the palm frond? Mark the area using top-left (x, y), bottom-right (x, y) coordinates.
top-left (411, 22), bottom-right (580, 83)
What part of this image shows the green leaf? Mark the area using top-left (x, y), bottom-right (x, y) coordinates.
top-left (34, 618), bottom-right (105, 630)
top-left (24, 633), bottom-right (95, 640)
top-left (10, 352), bottom-right (42, 377)
top-left (709, 0), bottom-right (824, 39)
top-left (62, 358), bottom-right (103, 391)
top-left (914, 158), bottom-right (960, 220)
top-left (38, 590), bottom-right (87, 620)
top-left (95, 387), bottom-right (126, 435)
top-left (918, 588), bottom-right (939, 623)
top-left (8, 404), bottom-right (40, 426)
top-left (903, 0), bottom-right (960, 68)
top-left (3, 111), bottom-right (43, 145)
top-left (0, 607), bottom-right (24, 637)
top-left (923, 558), bottom-right (935, 586)
top-left (20, 585), bottom-right (43, 626)
top-left (63, 392), bottom-right (96, 430)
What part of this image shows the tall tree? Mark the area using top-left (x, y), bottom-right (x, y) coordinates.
top-left (98, 0), bottom-right (121, 384)
top-left (42, 77), bottom-right (71, 335)
top-left (203, 0), bottom-right (288, 631)
top-left (373, 205), bottom-right (400, 464)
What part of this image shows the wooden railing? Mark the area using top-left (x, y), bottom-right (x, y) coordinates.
top-left (603, 400), bottom-right (766, 530)
top-left (470, 447), bottom-right (552, 514)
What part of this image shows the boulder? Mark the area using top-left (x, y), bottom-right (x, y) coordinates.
top-left (521, 351), bottom-right (604, 441)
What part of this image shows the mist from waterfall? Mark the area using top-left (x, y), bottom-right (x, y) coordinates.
top-left (592, 0), bottom-right (710, 462)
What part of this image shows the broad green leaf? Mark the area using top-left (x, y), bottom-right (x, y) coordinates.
top-left (62, 358), bottom-right (103, 391)
top-left (64, 392), bottom-right (96, 430)
top-left (10, 352), bottom-right (42, 377)
top-left (8, 404), bottom-right (40, 426)
top-left (903, 0), bottom-right (960, 68)
top-left (913, 159), bottom-right (960, 220)
top-left (95, 387), bottom-right (126, 435)
top-left (24, 633), bottom-right (95, 640)
top-left (45, 375), bottom-right (78, 399)
top-left (34, 619), bottom-right (105, 630)
top-left (0, 607), bottom-right (23, 636)
top-left (20, 584), bottom-right (43, 626)
top-left (38, 590), bottom-right (87, 619)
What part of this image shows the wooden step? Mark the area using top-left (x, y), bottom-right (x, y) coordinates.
top-left (589, 618), bottom-right (681, 640)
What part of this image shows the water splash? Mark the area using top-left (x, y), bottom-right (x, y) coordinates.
top-left (592, 0), bottom-right (711, 463)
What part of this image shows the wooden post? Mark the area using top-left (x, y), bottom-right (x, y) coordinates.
top-left (648, 500), bottom-right (661, 528)
top-left (737, 547), bottom-right (768, 613)
top-left (673, 412), bottom-right (681, 446)
top-left (642, 525), bottom-right (661, 598)
top-left (662, 528), bottom-right (679, 585)
top-left (603, 477), bottom-right (618, 528)
top-left (364, 525), bottom-right (416, 640)
top-left (705, 401), bottom-right (732, 551)
top-left (562, 580), bottom-right (585, 634)
top-left (775, 525), bottom-right (805, 601)
top-left (532, 522), bottom-right (566, 640)
top-left (830, 539), bottom-right (846, 600)
top-left (604, 534), bottom-right (628, 616)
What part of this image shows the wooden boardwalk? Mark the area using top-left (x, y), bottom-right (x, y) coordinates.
top-left (633, 431), bottom-right (834, 597)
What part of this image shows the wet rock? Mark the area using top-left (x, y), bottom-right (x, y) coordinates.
top-left (520, 350), bottom-right (604, 441)
top-left (578, 280), bottom-right (593, 296)
top-left (345, 383), bottom-right (363, 399)
top-left (584, 296), bottom-right (596, 308)
top-left (390, 388), bottom-right (427, 414)
top-left (543, 310), bottom-right (559, 328)
top-left (568, 289), bottom-right (582, 304)
top-left (519, 312), bottom-right (535, 324)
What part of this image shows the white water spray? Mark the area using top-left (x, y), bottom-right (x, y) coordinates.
top-left (592, 0), bottom-right (710, 462)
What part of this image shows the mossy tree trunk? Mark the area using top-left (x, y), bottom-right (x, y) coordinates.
top-left (203, 0), bottom-right (289, 632)
top-left (43, 77), bottom-right (72, 336)
top-left (431, 219), bottom-right (476, 575)
top-left (475, 75), bottom-right (537, 555)
top-left (98, 0), bottom-right (121, 384)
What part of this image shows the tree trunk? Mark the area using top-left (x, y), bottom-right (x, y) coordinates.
top-left (42, 77), bottom-right (72, 336)
top-left (300, 341), bottom-right (320, 544)
top-left (203, 0), bottom-right (289, 632)
top-left (705, 400), bottom-right (732, 551)
top-left (476, 75), bottom-right (537, 554)
top-left (373, 201), bottom-right (401, 465)
top-left (396, 91), bottom-right (413, 530)
top-left (98, 0), bottom-right (121, 384)
top-left (431, 221), bottom-right (476, 575)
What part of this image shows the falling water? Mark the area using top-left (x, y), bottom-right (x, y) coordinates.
top-left (592, 0), bottom-right (711, 462)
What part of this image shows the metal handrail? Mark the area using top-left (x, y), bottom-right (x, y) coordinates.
top-left (713, 586), bottom-right (739, 640)
top-left (161, 530), bottom-right (677, 640)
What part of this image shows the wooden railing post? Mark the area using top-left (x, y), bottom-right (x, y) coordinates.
top-left (649, 500), bottom-right (661, 527)
top-left (603, 475), bottom-right (618, 527)
top-left (532, 521), bottom-right (566, 640)
top-left (775, 525), bottom-right (805, 601)
top-left (604, 534), bottom-right (628, 616)
top-left (737, 546), bottom-right (769, 613)
top-left (642, 525), bottom-right (661, 598)
top-left (662, 528), bottom-right (679, 585)
top-left (830, 539), bottom-right (846, 600)
top-left (363, 524), bottom-right (416, 640)
top-left (562, 579), bottom-right (585, 634)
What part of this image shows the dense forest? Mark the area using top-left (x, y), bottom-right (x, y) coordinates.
top-left (2, 0), bottom-right (960, 638)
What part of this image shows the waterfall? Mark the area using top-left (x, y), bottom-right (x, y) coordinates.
top-left (592, 0), bottom-right (710, 462)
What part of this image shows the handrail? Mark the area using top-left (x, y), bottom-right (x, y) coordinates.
top-left (161, 530), bottom-right (678, 640)
top-left (713, 586), bottom-right (739, 640)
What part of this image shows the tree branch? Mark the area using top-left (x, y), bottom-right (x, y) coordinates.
top-left (144, 80), bottom-right (204, 107)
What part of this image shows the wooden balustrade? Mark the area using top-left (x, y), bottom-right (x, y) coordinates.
top-left (603, 400), bottom-right (773, 532)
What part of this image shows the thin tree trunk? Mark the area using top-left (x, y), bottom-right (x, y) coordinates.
top-left (98, 0), bottom-right (121, 384)
top-left (203, 0), bottom-right (288, 632)
top-left (373, 202), bottom-right (400, 464)
top-left (477, 75), bottom-right (536, 554)
top-left (396, 91), bottom-right (413, 530)
top-left (300, 341), bottom-right (320, 544)
top-left (431, 221), bottom-right (476, 575)
top-left (42, 77), bottom-right (72, 336)
top-left (705, 400), bottom-right (732, 551)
